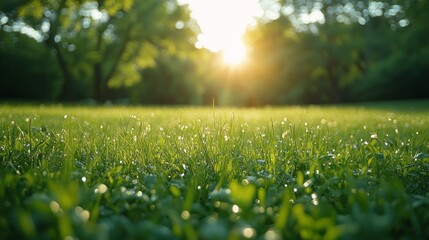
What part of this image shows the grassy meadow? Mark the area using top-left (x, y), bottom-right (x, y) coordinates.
top-left (1, 101), bottom-right (429, 239)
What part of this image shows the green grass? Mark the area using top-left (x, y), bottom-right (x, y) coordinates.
top-left (1, 101), bottom-right (429, 239)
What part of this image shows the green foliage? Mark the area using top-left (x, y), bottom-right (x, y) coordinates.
top-left (132, 53), bottom-right (204, 105)
top-left (0, 102), bottom-right (428, 239)
top-left (0, 31), bottom-right (62, 100)
top-left (1, 0), bottom-right (429, 104)
top-left (1, 0), bottom-right (196, 103)
top-left (226, 0), bottom-right (429, 105)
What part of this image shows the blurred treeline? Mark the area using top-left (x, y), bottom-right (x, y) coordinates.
top-left (0, 0), bottom-right (428, 105)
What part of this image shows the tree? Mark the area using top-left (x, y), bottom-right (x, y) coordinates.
top-left (351, 0), bottom-right (429, 101)
top-left (243, 0), bottom-right (426, 104)
top-left (2, 0), bottom-right (194, 103)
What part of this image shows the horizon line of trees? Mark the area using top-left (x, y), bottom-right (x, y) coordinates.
top-left (1, 0), bottom-right (428, 106)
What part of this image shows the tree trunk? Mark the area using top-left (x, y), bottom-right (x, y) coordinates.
top-left (55, 44), bottom-right (75, 101)
top-left (47, 0), bottom-right (74, 101)
top-left (93, 63), bottom-right (105, 103)
top-left (326, 64), bottom-right (341, 104)
top-left (94, 25), bottom-right (133, 103)
top-left (326, 33), bottom-right (342, 104)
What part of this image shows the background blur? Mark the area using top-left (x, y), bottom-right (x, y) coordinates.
top-left (1, 0), bottom-right (428, 106)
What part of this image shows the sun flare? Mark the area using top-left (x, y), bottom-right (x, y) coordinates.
top-left (183, 0), bottom-right (262, 65)
top-left (222, 40), bottom-right (247, 66)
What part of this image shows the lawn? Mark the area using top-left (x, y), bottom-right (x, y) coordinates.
top-left (1, 101), bottom-right (428, 239)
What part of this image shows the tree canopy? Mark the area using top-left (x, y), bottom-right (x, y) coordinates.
top-left (1, 0), bottom-right (428, 105)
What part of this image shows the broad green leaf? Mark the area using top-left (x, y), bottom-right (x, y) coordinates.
top-left (170, 185), bottom-right (181, 198)
top-left (297, 171), bottom-right (304, 186)
top-left (275, 188), bottom-right (293, 230)
top-left (229, 180), bottom-right (256, 209)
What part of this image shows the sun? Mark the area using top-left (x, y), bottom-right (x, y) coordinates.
top-left (183, 0), bottom-right (262, 65)
top-left (222, 40), bottom-right (247, 66)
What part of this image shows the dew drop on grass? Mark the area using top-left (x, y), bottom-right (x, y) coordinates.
top-left (181, 210), bottom-right (190, 220)
top-left (241, 179), bottom-right (250, 185)
top-left (312, 193), bottom-right (319, 205)
top-left (264, 229), bottom-right (281, 240)
top-left (282, 131), bottom-right (289, 139)
top-left (75, 207), bottom-right (90, 221)
top-left (50, 201), bottom-right (60, 213)
top-left (95, 184), bottom-right (108, 194)
top-left (232, 205), bottom-right (240, 213)
top-left (303, 179), bottom-right (312, 187)
top-left (242, 227), bottom-right (256, 238)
